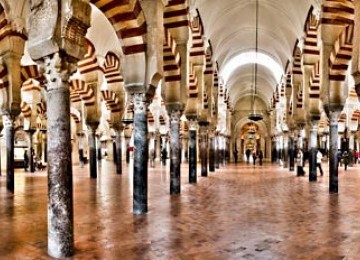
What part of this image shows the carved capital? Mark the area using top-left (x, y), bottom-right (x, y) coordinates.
top-left (169, 110), bottom-right (182, 125)
top-left (28, 0), bottom-right (91, 60)
top-left (188, 118), bottom-right (198, 131)
top-left (329, 111), bottom-right (341, 126)
top-left (133, 92), bottom-right (150, 114)
top-left (2, 114), bottom-right (14, 128)
top-left (41, 53), bottom-right (77, 91)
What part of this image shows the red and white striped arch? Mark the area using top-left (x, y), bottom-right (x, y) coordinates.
top-left (90, 0), bottom-right (147, 55)
top-left (101, 89), bottom-right (121, 113)
top-left (163, 28), bottom-right (181, 89)
top-left (70, 79), bottom-right (95, 106)
top-left (164, 0), bottom-right (190, 29)
top-left (104, 52), bottom-right (124, 85)
top-left (78, 39), bottom-right (101, 75)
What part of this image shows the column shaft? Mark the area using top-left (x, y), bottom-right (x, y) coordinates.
top-left (29, 131), bottom-right (35, 173)
top-left (209, 137), bottom-right (215, 172)
top-left (309, 126), bottom-right (318, 182)
top-left (113, 141), bottom-right (117, 163)
top-left (47, 83), bottom-right (73, 257)
top-left (115, 131), bottom-right (122, 174)
top-left (189, 130), bottom-right (197, 183)
top-left (200, 126), bottom-right (208, 177)
top-left (329, 113), bottom-right (339, 193)
top-left (125, 138), bottom-right (130, 164)
top-left (289, 137), bottom-right (295, 171)
top-left (215, 135), bottom-right (220, 168)
top-left (169, 111), bottom-right (181, 194)
top-left (133, 96), bottom-right (148, 214)
top-left (5, 123), bottom-right (14, 191)
top-left (283, 135), bottom-right (289, 168)
top-left (88, 129), bottom-right (97, 179)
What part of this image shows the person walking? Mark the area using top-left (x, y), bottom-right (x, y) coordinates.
top-left (297, 149), bottom-right (305, 176)
top-left (252, 151), bottom-right (257, 166)
top-left (258, 150), bottom-right (263, 165)
top-left (246, 149), bottom-right (251, 164)
top-left (24, 150), bottom-right (29, 172)
top-left (343, 150), bottom-right (350, 171)
top-left (316, 150), bottom-right (324, 176)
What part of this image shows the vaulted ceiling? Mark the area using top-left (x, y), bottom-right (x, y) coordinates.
top-left (196, 0), bottom-right (314, 112)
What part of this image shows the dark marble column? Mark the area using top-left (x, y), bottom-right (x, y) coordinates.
top-left (215, 134), bottom-right (220, 169)
top-left (189, 120), bottom-right (197, 183)
top-left (169, 110), bottom-right (181, 194)
top-left (209, 136), bottom-right (215, 172)
top-left (199, 122), bottom-right (209, 177)
top-left (133, 93), bottom-right (149, 214)
top-left (45, 54), bottom-right (74, 258)
top-left (0, 133), bottom-right (1, 176)
top-left (97, 136), bottom-right (102, 161)
top-left (161, 135), bottom-right (167, 166)
top-left (309, 124), bottom-right (318, 182)
top-left (289, 137), bottom-right (295, 171)
top-left (5, 118), bottom-right (15, 191)
top-left (112, 140), bottom-right (117, 163)
top-left (29, 130), bottom-right (35, 173)
top-left (329, 112), bottom-right (340, 193)
top-left (87, 125), bottom-right (98, 179)
top-left (115, 130), bottom-right (122, 175)
top-left (283, 134), bottom-right (289, 168)
top-left (125, 137), bottom-right (130, 164)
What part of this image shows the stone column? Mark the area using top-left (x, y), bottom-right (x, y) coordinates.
top-left (209, 136), bottom-right (215, 172)
top-left (133, 93), bottom-right (149, 214)
top-left (161, 135), bottom-right (168, 166)
top-left (97, 134), bottom-right (102, 161)
top-left (0, 122), bottom-right (2, 176)
top-left (188, 119), bottom-right (197, 183)
top-left (283, 133), bottom-right (289, 168)
top-left (155, 131), bottom-right (161, 161)
top-left (44, 54), bottom-right (76, 257)
top-left (4, 117), bottom-right (15, 191)
top-left (27, 0), bottom-right (91, 256)
top-left (329, 112), bottom-right (340, 193)
top-left (169, 109), bottom-right (182, 194)
top-left (181, 137), bottom-right (187, 163)
top-left (309, 122), bottom-right (319, 182)
top-left (112, 138), bottom-right (117, 163)
top-left (28, 130), bottom-right (36, 173)
top-left (199, 122), bottom-right (209, 177)
top-left (289, 136), bottom-right (295, 171)
top-left (125, 136), bottom-right (131, 164)
top-left (115, 129), bottom-right (122, 174)
top-left (42, 132), bottom-right (47, 163)
top-left (87, 124), bottom-right (98, 179)
top-left (215, 133), bottom-right (220, 168)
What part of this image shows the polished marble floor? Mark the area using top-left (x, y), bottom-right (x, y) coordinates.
top-left (1, 160), bottom-right (360, 259)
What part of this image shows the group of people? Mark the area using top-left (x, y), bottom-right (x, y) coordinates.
top-left (297, 148), bottom-right (357, 176)
top-left (296, 149), bottom-right (324, 176)
top-left (245, 149), bottom-right (264, 166)
top-left (24, 149), bottom-right (46, 172)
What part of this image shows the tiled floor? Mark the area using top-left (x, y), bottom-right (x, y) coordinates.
top-left (1, 160), bottom-right (360, 259)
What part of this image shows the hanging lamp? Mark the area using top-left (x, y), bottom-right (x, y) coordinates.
top-left (248, 0), bottom-right (263, 122)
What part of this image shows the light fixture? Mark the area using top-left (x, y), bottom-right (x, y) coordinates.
top-left (248, 0), bottom-right (263, 122)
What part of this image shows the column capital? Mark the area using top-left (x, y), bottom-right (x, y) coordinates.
top-left (188, 118), bottom-right (198, 130)
top-left (132, 92), bottom-right (151, 114)
top-left (42, 53), bottom-right (78, 91)
top-left (329, 111), bottom-right (341, 126)
top-left (28, 0), bottom-right (91, 61)
top-left (169, 110), bottom-right (182, 124)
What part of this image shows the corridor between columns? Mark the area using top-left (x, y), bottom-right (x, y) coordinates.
top-left (1, 161), bottom-right (360, 259)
